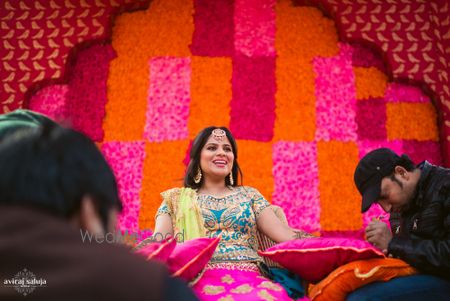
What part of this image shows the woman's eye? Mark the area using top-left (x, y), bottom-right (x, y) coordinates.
top-left (207, 146), bottom-right (216, 150)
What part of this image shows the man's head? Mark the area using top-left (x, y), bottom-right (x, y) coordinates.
top-left (0, 122), bottom-right (122, 235)
top-left (0, 109), bottom-right (58, 142)
top-left (354, 148), bottom-right (419, 213)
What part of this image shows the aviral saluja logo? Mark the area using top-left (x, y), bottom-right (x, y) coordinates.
top-left (3, 268), bottom-right (47, 296)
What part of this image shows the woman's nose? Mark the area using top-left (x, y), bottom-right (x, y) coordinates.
top-left (216, 148), bottom-right (226, 156)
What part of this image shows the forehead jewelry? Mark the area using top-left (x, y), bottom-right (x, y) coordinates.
top-left (212, 128), bottom-right (226, 142)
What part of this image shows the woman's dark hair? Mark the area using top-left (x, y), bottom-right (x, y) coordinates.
top-left (0, 122), bottom-right (122, 230)
top-left (184, 126), bottom-right (243, 189)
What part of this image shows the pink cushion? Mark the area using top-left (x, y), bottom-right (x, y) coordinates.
top-left (168, 236), bottom-right (221, 281)
top-left (135, 238), bottom-right (176, 262)
top-left (258, 237), bottom-right (385, 283)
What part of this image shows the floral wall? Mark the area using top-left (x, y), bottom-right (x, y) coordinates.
top-left (1, 0), bottom-right (449, 237)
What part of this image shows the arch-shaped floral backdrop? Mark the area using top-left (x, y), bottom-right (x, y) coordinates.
top-left (2, 0), bottom-right (448, 238)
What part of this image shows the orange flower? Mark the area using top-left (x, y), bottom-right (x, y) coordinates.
top-left (237, 140), bottom-right (274, 202)
top-left (139, 140), bottom-right (190, 230)
top-left (104, 57), bottom-right (149, 141)
top-left (317, 141), bottom-right (361, 231)
top-left (386, 103), bottom-right (439, 141)
top-left (189, 57), bottom-right (232, 138)
top-left (274, 57), bottom-right (316, 141)
top-left (104, 0), bottom-right (194, 142)
top-left (276, 2), bottom-right (339, 60)
top-left (354, 67), bottom-right (388, 100)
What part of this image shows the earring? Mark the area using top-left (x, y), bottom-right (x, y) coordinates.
top-left (194, 167), bottom-right (202, 184)
top-left (229, 173), bottom-right (234, 186)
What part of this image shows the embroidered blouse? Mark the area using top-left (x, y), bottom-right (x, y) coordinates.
top-left (156, 186), bottom-right (271, 263)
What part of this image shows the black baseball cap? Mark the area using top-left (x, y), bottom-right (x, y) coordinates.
top-left (354, 148), bottom-right (401, 213)
top-left (0, 109), bottom-right (57, 141)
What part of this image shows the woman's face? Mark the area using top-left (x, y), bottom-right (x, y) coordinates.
top-left (199, 133), bottom-right (234, 181)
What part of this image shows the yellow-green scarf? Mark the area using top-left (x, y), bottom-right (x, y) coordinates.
top-left (175, 188), bottom-right (206, 241)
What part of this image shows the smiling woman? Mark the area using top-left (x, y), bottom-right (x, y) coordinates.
top-left (143, 126), bottom-right (313, 300)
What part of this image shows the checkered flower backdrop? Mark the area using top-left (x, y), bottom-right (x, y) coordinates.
top-left (17, 0), bottom-right (446, 237)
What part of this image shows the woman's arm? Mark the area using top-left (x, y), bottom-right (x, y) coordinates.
top-left (154, 214), bottom-right (174, 240)
top-left (256, 207), bottom-right (314, 243)
top-left (256, 207), bottom-right (298, 243)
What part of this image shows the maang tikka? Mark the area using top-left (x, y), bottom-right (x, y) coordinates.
top-left (212, 128), bottom-right (226, 142)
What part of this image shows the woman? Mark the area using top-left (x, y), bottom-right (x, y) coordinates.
top-left (154, 126), bottom-right (309, 300)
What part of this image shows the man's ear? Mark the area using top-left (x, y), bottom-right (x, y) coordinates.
top-left (394, 165), bottom-right (408, 179)
top-left (78, 195), bottom-right (105, 237)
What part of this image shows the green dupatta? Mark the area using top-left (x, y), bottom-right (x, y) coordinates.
top-left (174, 188), bottom-right (206, 241)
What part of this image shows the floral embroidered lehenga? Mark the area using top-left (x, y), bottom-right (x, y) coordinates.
top-left (156, 186), bottom-right (297, 300)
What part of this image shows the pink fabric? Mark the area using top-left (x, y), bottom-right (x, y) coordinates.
top-left (135, 238), bottom-right (176, 262)
top-left (193, 264), bottom-right (292, 300)
top-left (28, 84), bottom-right (69, 122)
top-left (168, 237), bottom-right (220, 281)
top-left (234, 0), bottom-right (276, 57)
top-left (143, 57), bottom-right (191, 142)
top-left (272, 141), bottom-right (320, 233)
top-left (101, 141), bottom-right (146, 233)
top-left (259, 237), bottom-right (385, 283)
top-left (314, 44), bottom-right (357, 141)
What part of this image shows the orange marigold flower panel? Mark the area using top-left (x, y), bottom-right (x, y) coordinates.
top-left (189, 57), bottom-right (232, 138)
top-left (318, 141), bottom-right (361, 231)
top-left (139, 140), bottom-right (190, 230)
top-left (354, 67), bottom-right (388, 100)
top-left (274, 57), bottom-right (316, 141)
top-left (386, 103), bottom-right (439, 141)
top-left (237, 140), bottom-right (274, 202)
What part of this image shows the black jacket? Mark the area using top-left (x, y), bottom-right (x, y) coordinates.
top-left (388, 161), bottom-right (450, 280)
